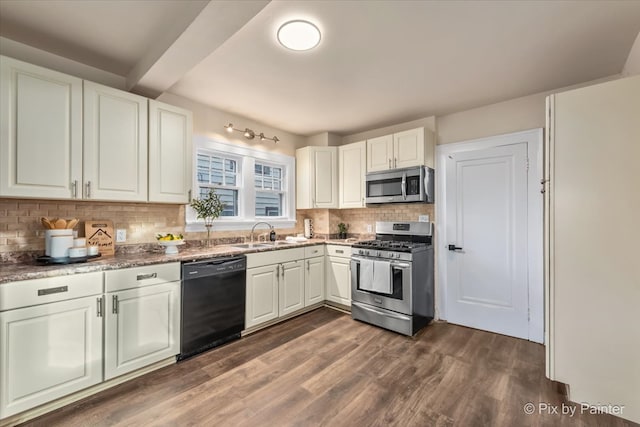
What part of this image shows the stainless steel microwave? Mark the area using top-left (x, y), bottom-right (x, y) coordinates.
top-left (365, 166), bottom-right (434, 204)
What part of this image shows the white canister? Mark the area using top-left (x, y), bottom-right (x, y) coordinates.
top-left (50, 235), bottom-right (74, 258)
top-left (45, 229), bottom-right (73, 256)
top-left (69, 247), bottom-right (87, 258)
top-left (87, 245), bottom-right (99, 256)
top-left (74, 238), bottom-right (86, 247)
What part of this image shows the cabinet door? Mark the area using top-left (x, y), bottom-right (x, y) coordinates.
top-left (326, 256), bottom-right (351, 306)
top-left (148, 100), bottom-right (193, 203)
top-left (393, 128), bottom-right (424, 169)
top-left (0, 56), bottom-right (82, 199)
top-left (83, 81), bottom-right (148, 201)
top-left (279, 261), bottom-right (305, 316)
top-left (246, 265), bottom-right (279, 329)
top-left (104, 282), bottom-right (180, 380)
top-left (0, 296), bottom-right (102, 418)
top-left (366, 134), bottom-right (393, 172)
top-left (339, 141), bottom-right (366, 208)
top-left (312, 147), bottom-right (338, 208)
top-left (305, 256), bottom-right (325, 306)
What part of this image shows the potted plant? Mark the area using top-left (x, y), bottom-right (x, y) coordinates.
top-left (190, 189), bottom-right (225, 246)
top-left (337, 223), bottom-right (349, 240)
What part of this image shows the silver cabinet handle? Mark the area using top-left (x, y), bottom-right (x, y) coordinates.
top-left (401, 172), bottom-right (407, 200)
top-left (395, 158), bottom-right (397, 168)
top-left (97, 297), bottom-right (103, 317)
top-left (388, 159), bottom-right (391, 168)
top-left (38, 286), bottom-right (68, 296)
top-left (136, 273), bottom-right (157, 281)
top-left (280, 264), bottom-right (285, 277)
top-left (336, 249), bottom-right (344, 254)
top-left (112, 295), bottom-right (119, 314)
top-left (307, 260), bottom-right (310, 271)
top-left (276, 264), bottom-right (280, 279)
top-left (85, 181), bottom-right (91, 198)
top-left (72, 180), bottom-right (78, 198)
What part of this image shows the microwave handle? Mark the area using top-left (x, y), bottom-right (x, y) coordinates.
top-left (401, 172), bottom-right (407, 200)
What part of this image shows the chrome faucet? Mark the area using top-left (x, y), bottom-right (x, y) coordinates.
top-left (251, 222), bottom-right (274, 243)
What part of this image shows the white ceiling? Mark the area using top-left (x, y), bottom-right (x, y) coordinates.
top-left (1, 0), bottom-right (639, 136)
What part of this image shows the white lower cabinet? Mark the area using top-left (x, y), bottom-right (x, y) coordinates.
top-left (305, 256), bottom-right (325, 306)
top-left (105, 281), bottom-right (180, 380)
top-left (325, 245), bottom-right (352, 307)
top-left (245, 265), bottom-right (279, 329)
top-left (0, 273), bottom-right (103, 419)
top-left (280, 260), bottom-right (305, 316)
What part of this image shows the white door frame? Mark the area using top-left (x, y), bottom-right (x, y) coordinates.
top-left (435, 128), bottom-right (544, 343)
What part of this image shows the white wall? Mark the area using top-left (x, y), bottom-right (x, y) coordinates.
top-left (154, 93), bottom-right (305, 157)
top-left (0, 37), bottom-right (126, 89)
top-left (622, 31), bottom-right (640, 76)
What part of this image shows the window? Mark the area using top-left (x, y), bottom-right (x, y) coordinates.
top-left (255, 163), bottom-right (283, 217)
top-left (196, 154), bottom-right (239, 216)
top-left (187, 137), bottom-right (296, 231)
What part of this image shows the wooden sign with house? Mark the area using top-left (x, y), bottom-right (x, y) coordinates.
top-left (85, 220), bottom-right (115, 256)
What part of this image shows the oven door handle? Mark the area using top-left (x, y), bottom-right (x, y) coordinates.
top-left (401, 172), bottom-right (407, 200)
top-left (390, 261), bottom-right (411, 269)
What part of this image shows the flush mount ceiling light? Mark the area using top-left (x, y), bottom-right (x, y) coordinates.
top-left (277, 20), bottom-right (321, 51)
top-left (224, 123), bottom-right (279, 144)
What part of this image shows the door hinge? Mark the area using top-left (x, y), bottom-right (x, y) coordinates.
top-left (525, 157), bottom-right (530, 171)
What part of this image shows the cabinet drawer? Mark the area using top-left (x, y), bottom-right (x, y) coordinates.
top-left (246, 248), bottom-right (305, 269)
top-left (326, 245), bottom-right (351, 258)
top-left (105, 263), bottom-right (180, 292)
top-left (304, 245), bottom-right (325, 258)
top-left (0, 272), bottom-right (103, 311)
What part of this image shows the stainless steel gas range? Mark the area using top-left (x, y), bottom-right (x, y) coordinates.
top-left (350, 221), bottom-right (434, 336)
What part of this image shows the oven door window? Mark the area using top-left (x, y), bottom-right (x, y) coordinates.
top-left (367, 178), bottom-right (402, 197)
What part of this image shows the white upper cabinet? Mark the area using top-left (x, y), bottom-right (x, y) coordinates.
top-left (366, 127), bottom-right (434, 172)
top-left (296, 146), bottom-right (338, 209)
top-left (339, 141), bottom-right (366, 208)
top-left (394, 128), bottom-right (425, 169)
top-left (148, 100), bottom-right (193, 203)
top-left (0, 56), bottom-right (83, 199)
top-left (366, 134), bottom-right (393, 172)
top-left (83, 81), bottom-right (148, 201)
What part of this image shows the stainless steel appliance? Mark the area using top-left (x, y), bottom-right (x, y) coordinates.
top-left (351, 221), bottom-right (434, 335)
top-left (179, 255), bottom-right (246, 360)
top-left (365, 166), bottom-right (434, 204)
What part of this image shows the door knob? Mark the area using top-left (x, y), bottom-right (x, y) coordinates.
top-left (448, 245), bottom-right (463, 251)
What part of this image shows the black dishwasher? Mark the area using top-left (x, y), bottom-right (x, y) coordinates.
top-left (179, 255), bottom-right (246, 361)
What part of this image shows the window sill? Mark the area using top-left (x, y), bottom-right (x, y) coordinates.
top-left (185, 219), bottom-right (297, 232)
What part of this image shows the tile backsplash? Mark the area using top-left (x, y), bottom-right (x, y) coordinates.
top-left (1, 198), bottom-right (434, 254)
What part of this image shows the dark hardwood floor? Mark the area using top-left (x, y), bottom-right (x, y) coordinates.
top-left (21, 308), bottom-right (635, 426)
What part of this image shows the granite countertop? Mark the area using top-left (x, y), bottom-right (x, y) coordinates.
top-left (0, 239), bottom-right (360, 285)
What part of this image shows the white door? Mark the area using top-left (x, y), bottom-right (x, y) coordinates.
top-left (279, 261), bottom-right (305, 316)
top-left (339, 141), bottom-right (366, 208)
top-left (0, 56), bottom-right (83, 199)
top-left (366, 134), bottom-right (393, 172)
top-left (0, 296), bottom-right (103, 418)
top-left (245, 265), bottom-right (279, 328)
top-left (148, 100), bottom-right (193, 203)
top-left (444, 142), bottom-right (529, 339)
top-left (104, 282), bottom-right (180, 380)
top-left (83, 81), bottom-right (148, 201)
top-left (305, 256), bottom-right (325, 306)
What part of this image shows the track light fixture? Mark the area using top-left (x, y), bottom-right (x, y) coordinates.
top-left (224, 123), bottom-right (279, 143)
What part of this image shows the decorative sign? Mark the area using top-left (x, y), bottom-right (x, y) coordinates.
top-left (85, 220), bottom-right (115, 256)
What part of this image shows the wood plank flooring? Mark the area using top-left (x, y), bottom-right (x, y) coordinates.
top-left (21, 308), bottom-right (636, 426)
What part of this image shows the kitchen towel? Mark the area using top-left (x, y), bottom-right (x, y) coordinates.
top-left (372, 260), bottom-right (392, 294)
top-left (359, 259), bottom-right (374, 291)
